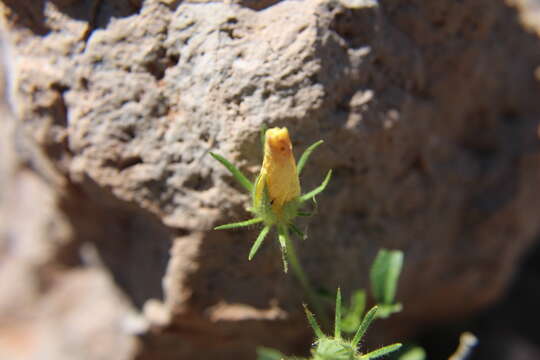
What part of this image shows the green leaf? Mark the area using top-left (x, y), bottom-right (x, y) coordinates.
top-left (299, 170), bottom-right (332, 203)
top-left (341, 290), bottom-right (366, 334)
top-left (297, 140), bottom-right (324, 176)
top-left (352, 306), bottom-right (378, 347)
top-left (398, 346), bottom-right (426, 360)
top-left (334, 288), bottom-right (342, 339)
top-left (257, 347), bottom-right (285, 360)
top-left (303, 304), bottom-right (325, 339)
top-left (249, 225), bottom-right (271, 260)
top-left (370, 249), bottom-right (404, 305)
top-left (358, 343), bottom-right (402, 359)
top-left (297, 211), bottom-right (313, 217)
top-left (210, 152), bottom-right (253, 192)
top-left (375, 303), bottom-right (403, 319)
top-left (214, 217), bottom-right (263, 230)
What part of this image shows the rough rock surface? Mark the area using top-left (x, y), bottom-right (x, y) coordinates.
top-left (2, 0), bottom-right (540, 359)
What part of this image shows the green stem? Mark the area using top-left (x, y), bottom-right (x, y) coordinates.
top-left (281, 225), bottom-right (330, 330)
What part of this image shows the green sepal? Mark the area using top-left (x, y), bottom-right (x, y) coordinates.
top-left (249, 225), bottom-right (271, 260)
top-left (252, 179), bottom-right (277, 225)
top-left (352, 306), bottom-right (378, 347)
top-left (297, 140), bottom-right (324, 176)
top-left (214, 217), bottom-right (263, 230)
top-left (334, 288), bottom-right (342, 339)
top-left (358, 343), bottom-right (402, 360)
top-left (299, 170), bottom-right (332, 203)
top-left (260, 124), bottom-right (268, 150)
top-left (280, 199), bottom-right (301, 225)
top-left (304, 304), bottom-right (325, 339)
top-left (210, 152), bottom-right (253, 192)
top-left (289, 223), bottom-right (306, 240)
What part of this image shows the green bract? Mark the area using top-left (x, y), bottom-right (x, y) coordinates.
top-left (305, 289), bottom-right (402, 360)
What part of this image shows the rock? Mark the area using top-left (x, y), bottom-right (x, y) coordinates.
top-left (2, 0), bottom-right (540, 359)
top-left (0, 31), bottom-right (138, 360)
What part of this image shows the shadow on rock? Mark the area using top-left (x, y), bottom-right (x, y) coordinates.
top-left (60, 174), bottom-right (172, 309)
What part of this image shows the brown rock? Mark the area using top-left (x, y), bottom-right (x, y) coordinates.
top-left (2, 0), bottom-right (540, 359)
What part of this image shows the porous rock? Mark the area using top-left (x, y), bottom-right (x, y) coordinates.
top-left (2, 0), bottom-right (540, 359)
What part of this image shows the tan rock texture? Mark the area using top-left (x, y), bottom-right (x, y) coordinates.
top-left (2, 0), bottom-right (540, 359)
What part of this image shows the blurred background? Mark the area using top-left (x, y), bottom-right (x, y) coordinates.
top-left (2, 0), bottom-right (540, 359)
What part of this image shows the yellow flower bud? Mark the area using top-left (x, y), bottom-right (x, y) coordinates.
top-left (255, 127), bottom-right (301, 216)
top-left (212, 124), bottom-right (330, 268)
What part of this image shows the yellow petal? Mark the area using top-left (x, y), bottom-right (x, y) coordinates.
top-left (258, 127), bottom-right (301, 214)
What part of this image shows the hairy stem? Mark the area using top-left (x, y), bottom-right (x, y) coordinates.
top-left (280, 225), bottom-right (330, 330)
